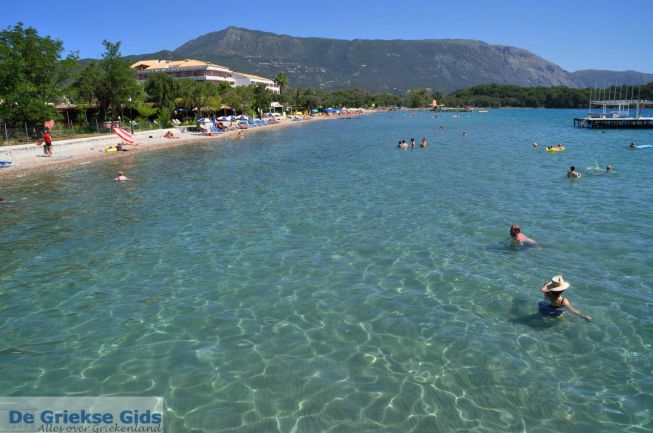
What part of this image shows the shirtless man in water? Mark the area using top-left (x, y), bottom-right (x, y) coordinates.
top-left (567, 166), bottom-right (581, 178)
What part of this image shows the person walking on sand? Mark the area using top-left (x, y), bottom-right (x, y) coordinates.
top-left (115, 171), bottom-right (128, 182)
top-left (539, 275), bottom-right (592, 322)
top-left (42, 129), bottom-right (53, 156)
top-left (509, 225), bottom-right (536, 245)
top-left (567, 166), bottom-right (581, 178)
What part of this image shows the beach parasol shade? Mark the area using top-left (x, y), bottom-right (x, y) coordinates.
top-left (44, 119), bottom-right (55, 129)
top-left (236, 115), bottom-right (248, 120)
top-left (113, 127), bottom-right (133, 144)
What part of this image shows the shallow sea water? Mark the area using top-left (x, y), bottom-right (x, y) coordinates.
top-left (1, 109), bottom-right (652, 432)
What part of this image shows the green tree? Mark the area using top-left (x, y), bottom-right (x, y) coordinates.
top-left (145, 73), bottom-right (178, 111)
top-left (222, 86), bottom-right (254, 115)
top-left (373, 92), bottom-right (403, 107)
top-left (274, 72), bottom-right (289, 94)
top-left (0, 22), bottom-right (63, 127)
top-left (406, 88), bottom-right (431, 108)
top-left (176, 80), bottom-right (216, 119)
top-left (94, 40), bottom-right (140, 119)
top-left (71, 61), bottom-right (102, 104)
top-left (252, 84), bottom-right (273, 118)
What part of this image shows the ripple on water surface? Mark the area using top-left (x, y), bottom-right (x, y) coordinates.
top-left (1, 110), bottom-right (653, 432)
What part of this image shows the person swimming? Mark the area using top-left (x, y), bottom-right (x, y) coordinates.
top-left (509, 225), bottom-right (536, 245)
top-left (629, 142), bottom-right (636, 148)
top-left (410, 138), bottom-right (416, 148)
top-left (567, 166), bottom-right (581, 178)
top-left (420, 138), bottom-right (427, 148)
top-left (539, 275), bottom-right (592, 321)
top-left (115, 171), bottom-right (128, 182)
top-left (605, 165), bottom-right (612, 172)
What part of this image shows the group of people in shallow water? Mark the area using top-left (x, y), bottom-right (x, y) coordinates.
top-left (397, 138), bottom-right (427, 149)
top-left (566, 164), bottom-right (611, 178)
top-left (509, 224), bottom-right (592, 322)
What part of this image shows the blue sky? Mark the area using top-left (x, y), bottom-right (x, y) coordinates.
top-left (2, 0), bottom-right (652, 72)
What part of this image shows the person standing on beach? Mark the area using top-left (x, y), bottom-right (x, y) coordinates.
top-left (42, 129), bottom-right (53, 156)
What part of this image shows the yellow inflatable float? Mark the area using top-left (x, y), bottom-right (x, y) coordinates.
top-left (546, 146), bottom-right (565, 152)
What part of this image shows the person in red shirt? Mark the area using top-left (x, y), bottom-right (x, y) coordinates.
top-left (42, 129), bottom-right (53, 156)
top-left (510, 225), bottom-right (536, 246)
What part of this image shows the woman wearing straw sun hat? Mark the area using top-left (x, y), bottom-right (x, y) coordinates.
top-left (538, 275), bottom-right (592, 322)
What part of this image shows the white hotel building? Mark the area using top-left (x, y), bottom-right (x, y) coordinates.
top-left (131, 59), bottom-right (280, 93)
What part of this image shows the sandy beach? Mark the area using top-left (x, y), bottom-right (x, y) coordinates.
top-left (0, 117), bottom-right (327, 181)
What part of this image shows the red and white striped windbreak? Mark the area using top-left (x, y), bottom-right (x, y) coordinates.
top-left (113, 127), bottom-right (133, 144)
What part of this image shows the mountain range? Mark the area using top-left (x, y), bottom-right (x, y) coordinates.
top-left (124, 27), bottom-right (653, 93)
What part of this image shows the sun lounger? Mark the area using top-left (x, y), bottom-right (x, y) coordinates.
top-left (201, 125), bottom-right (224, 136)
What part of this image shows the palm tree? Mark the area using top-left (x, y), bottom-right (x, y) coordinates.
top-left (274, 72), bottom-right (289, 94)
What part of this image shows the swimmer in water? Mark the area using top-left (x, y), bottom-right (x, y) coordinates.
top-left (115, 171), bottom-right (128, 182)
top-left (539, 275), bottom-right (592, 322)
top-left (410, 138), bottom-right (416, 148)
top-left (420, 138), bottom-right (427, 148)
top-left (629, 142), bottom-right (636, 149)
top-left (567, 166), bottom-right (581, 178)
top-left (605, 165), bottom-right (612, 172)
top-left (509, 225), bottom-right (536, 246)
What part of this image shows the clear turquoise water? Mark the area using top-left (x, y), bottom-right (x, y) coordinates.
top-left (1, 110), bottom-right (652, 433)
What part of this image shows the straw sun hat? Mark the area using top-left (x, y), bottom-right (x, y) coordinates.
top-left (546, 275), bottom-right (570, 292)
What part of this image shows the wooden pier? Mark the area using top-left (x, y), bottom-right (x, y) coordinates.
top-left (574, 94), bottom-right (653, 129)
top-left (574, 116), bottom-right (653, 128)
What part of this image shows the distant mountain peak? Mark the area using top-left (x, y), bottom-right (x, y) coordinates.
top-left (127, 27), bottom-right (653, 93)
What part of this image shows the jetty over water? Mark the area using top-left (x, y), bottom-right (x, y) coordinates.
top-left (574, 96), bottom-right (653, 129)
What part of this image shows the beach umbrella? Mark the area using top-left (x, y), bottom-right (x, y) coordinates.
top-left (236, 115), bottom-right (248, 120)
top-left (113, 127), bottom-right (133, 144)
